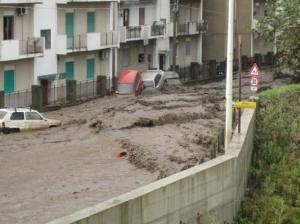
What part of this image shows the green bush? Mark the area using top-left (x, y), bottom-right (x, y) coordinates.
top-left (235, 85), bottom-right (300, 223)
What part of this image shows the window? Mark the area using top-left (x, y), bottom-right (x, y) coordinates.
top-left (139, 8), bottom-right (145, 26)
top-left (26, 112), bottom-right (43, 120)
top-left (138, 53), bottom-right (145, 63)
top-left (122, 48), bottom-right (130, 67)
top-left (0, 111), bottom-right (7, 119)
top-left (10, 112), bottom-right (24, 120)
top-left (185, 43), bottom-right (191, 56)
top-left (3, 15), bottom-right (14, 40)
top-left (41, 29), bottom-right (51, 49)
top-left (87, 12), bottom-right (95, 33)
top-left (123, 9), bottom-right (130, 27)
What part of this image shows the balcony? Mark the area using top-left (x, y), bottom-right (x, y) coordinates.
top-left (168, 21), bottom-right (208, 37)
top-left (120, 22), bottom-right (166, 43)
top-left (0, 37), bottom-right (44, 62)
top-left (150, 21), bottom-right (166, 38)
top-left (0, 0), bottom-right (42, 3)
top-left (56, 31), bottom-right (119, 55)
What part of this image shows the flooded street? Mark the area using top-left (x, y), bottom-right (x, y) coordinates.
top-left (0, 70), bottom-right (286, 224)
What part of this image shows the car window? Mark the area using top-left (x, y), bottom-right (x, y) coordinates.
top-left (0, 111), bottom-right (6, 119)
top-left (154, 74), bottom-right (162, 87)
top-left (26, 112), bottom-right (43, 120)
top-left (10, 112), bottom-right (25, 120)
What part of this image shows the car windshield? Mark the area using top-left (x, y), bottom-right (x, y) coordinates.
top-left (0, 111), bottom-right (6, 119)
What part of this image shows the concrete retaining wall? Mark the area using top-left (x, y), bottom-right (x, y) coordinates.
top-left (48, 109), bottom-right (256, 224)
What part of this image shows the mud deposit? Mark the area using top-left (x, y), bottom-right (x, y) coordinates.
top-left (0, 71), bottom-right (283, 224)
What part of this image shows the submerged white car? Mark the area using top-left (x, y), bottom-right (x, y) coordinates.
top-left (141, 70), bottom-right (181, 90)
top-left (0, 108), bottom-right (61, 134)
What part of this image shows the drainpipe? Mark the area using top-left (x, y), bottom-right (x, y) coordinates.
top-left (225, 0), bottom-right (235, 152)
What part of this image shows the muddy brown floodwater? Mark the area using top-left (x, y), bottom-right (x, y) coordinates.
top-left (0, 71), bottom-right (287, 224)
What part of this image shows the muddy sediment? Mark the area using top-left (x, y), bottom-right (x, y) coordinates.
top-left (0, 70), bottom-right (280, 224)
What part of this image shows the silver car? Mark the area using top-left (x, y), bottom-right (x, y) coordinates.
top-left (141, 70), bottom-right (181, 90)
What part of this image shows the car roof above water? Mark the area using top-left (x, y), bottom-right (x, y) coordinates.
top-left (0, 108), bottom-right (38, 113)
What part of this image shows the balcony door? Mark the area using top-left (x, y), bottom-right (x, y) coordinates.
top-left (139, 8), bottom-right (145, 26)
top-left (65, 12), bottom-right (74, 49)
top-left (123, 9), bottom-right (129, 27)
top-left (87, 12), bottom-right (95, 33)
top-left (4, 69), bottom-right (15, 93)
top-left (3, 15), bottom-right (14, 40)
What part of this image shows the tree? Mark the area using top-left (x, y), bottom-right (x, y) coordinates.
top-left (255, 0), bottom-right (300, 80)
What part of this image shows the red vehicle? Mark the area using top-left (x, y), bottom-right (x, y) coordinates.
top-left (117, 69), bottom-right (143, 96)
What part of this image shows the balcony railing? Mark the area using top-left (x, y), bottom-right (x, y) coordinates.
top-left (177, 21), bottom-right (208, 36)
top-left (67, 34), bottom-right (87, 50)
top-left (19, 37), bottom-right (44, 55)
top-left (126, 26), bottom-right (142, 39)
top-left (101, 31), bottom-right (119, 47)
top-left (197, 20), bottom-right (208, 33)
top-left (151, 22), bottom-right (166, 37)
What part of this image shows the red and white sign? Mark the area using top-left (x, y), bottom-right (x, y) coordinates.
top-left (249, 63), bottom-right (260, 92)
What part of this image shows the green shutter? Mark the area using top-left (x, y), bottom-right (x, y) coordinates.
top-left (4, 70), bottom-right (15, 93)
top-left (86, 58), bottom-right (95, 80)
top-left (87, 12), bottom-right (95, 33)
top-left (66, 12), bottom-right (74, 49)
top-left (65, 61), bottom-right (74, 80)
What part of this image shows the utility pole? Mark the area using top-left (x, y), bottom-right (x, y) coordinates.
top-left (224, 0), bottom-right (235, 152)
top-left (172, 0), bottom-right (179, 71)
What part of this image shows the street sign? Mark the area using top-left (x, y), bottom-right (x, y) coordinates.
top-left (249, 63), bottom-right (260, 77)
top-left (249, 63), bottom-right (260, 92)
top-left (233, 101), bottom-right (257, 109)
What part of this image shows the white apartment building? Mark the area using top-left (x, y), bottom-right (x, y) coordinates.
top-left (0, 0), bottom-right (119, 96)
top-left (0, 0), bottom-right (44, 93)
top-left (117, 0), bottom-right (171, 74)
top-left (0, 0), bottom-right (206, 96)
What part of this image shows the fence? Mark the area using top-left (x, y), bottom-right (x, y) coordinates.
top-left (4, 89), bottom-right (32, 108)
top-left (2, 76), bottom-right (109, 109)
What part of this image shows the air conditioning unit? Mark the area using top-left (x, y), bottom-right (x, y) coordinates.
top-left (16, 7), bottom-right (28, 16)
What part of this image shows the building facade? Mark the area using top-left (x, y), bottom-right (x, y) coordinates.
top-left (202, 0), bottom-right (274, 62)
top-left (0, 0), bottom-right (119, 96)
top-left (117, 0), bottom-right (171, 74)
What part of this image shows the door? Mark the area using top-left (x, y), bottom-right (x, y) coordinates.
top-left (3, 15), bottom-right (14, 40)
top-left (65, 61), bottom-right (74, 80)
top-left (159, 54), bottom-right (166, 70)
top-left (25, 111), bottom-right (47, 130)
top-left (86, 58), bottom-right (95, 80)
top-left (4, 69), bottom-right (15, 93)
top-left (7, 112), bottom-right (25, 130)
top-left (87, 12), bottom-right (95, 33)
top-left (65, 12), bottom-right (74, 49)
top-left (123, 9), bottom-right (129, 27)
top-left (139, 8), bottom-right (145, 26)
top-left (40, 79), bottom-right (49, 106)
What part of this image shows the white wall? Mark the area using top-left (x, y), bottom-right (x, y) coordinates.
top-left (33, 0), bottom-right (58, 84)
